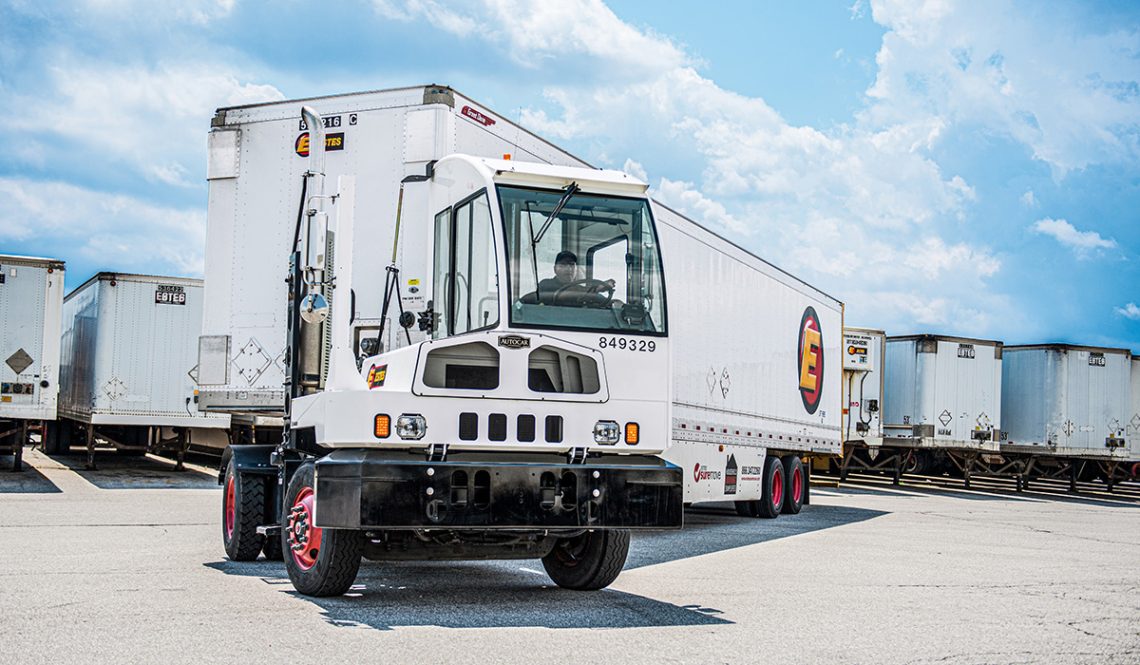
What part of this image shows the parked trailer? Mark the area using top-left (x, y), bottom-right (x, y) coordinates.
top-left (49, 273), bottom-right (229, 469)
top-left (996, 344), bottom-right (1137, 491)
top-left (201, 85), bottom-right (841, 596)
top-left (836, 328), bottom-right (887, 474)
top-left (849, 334), bottom-right (1003, 485)
top-left (0, 254), bottom-right (64, 471)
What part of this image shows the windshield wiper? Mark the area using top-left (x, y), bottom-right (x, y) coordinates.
top-left (534, 182), bottom-right (579, 245)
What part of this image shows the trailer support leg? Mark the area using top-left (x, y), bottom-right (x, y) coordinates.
top-left (85, 423), bottom-right (96, 471)
top-left (803, 461), bottom-right (811, 506)
top-left (892, 452), bottom-right (902, 486)
top-left (1068, 461), bottom-right (1078, 493)
top-left (963, 454), bottom-right (972, 490)
top-left (174, 429), bottom-right (187, 472)
top-left (12, 420), bottom-right (27, 471)
top-left (840, 451), bottom-right (850, 482)
top-left (1105, 462), bottom-right (1115, 493)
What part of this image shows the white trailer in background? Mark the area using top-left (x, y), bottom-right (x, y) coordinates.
top-left (999, 344), bottom-right (1137, 490)
top-left (202, 85), bottom-right (841, 596)
top-left (0, 254), bottom-right (64, 471)
top-left (874, 334), bottom-right (1003, 485)
top-left (50, 273), bottom-right (229, 469)
top-left (835, 328), bottom-right (886, 475)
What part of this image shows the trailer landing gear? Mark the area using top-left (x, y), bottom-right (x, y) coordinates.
top-left (541, 529), bottom-right (631, 591)
top-left (281, 462), bottom-right (363, 597)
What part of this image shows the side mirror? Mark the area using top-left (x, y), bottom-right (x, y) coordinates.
top-left (300, 292), bottom-right (329, 324)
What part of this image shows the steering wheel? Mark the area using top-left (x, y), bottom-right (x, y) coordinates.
top-left (552, 279), bottom-right (615, 308)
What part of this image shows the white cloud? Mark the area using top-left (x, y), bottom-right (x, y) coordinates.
top-left (0, 178), bottom-right (207, 276)
top-left (11, 60), bottom-right (283, 186)
top-left (1115, 302), bottom-right (1140, 320)
top-left (864, 0), bottom-right (1140, 175)
top-left (1020, 190), bottom-right (1036, 207)
top-left (1031, 217), bottom-right (1117, 256)
top-left (621, 158), bottom-right (648, 183)
top-left (654, 178), bottom-right (750, 236)
top-left (372, 0), bottom-right (1009, 335)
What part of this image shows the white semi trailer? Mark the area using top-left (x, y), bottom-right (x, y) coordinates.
top-left (49, 273), bottom-right (229, 469)
top-left (0, 254), bottom-right (65, 471)
top-left (880, 334), bottom-right (1003, 484)
top-left (999, 344), bottom-right (1136, 490)
top-left (201, 85), bottom-right (841, 596)
top-left (836, 328), bottom-right (886, 476)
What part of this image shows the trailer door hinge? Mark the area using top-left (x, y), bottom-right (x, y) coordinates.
top-left (426, 443), bottom-right (449, 462)
top-left (568, 447), bottom-right (588, 465)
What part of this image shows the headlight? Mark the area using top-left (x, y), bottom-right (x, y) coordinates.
top-left (396, 414), bottom-right (427, 440)
top-left (593, 420), bottom-right (620, 445)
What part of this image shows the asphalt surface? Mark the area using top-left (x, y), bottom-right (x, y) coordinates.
top-left (2, 448), bottom-right (1138, 664)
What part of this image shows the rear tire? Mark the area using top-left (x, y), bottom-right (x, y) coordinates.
top-left (756, 456), bottom-right (784, 519)
top-left (542, 529), bottom-right (630, 590)
top-left (781, 455), bottom-right (804, 515)
top-left (221, 457), bottom-right (266, 561)
top-left (282, 462), bottom-right (363, 597)
top-left (43, 421), bottom-right (64, 455)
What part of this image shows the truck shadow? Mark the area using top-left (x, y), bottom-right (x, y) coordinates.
top-left (204, 502), bottom-right (884, 630)
top-left (0, 463), bottom-right (62, 493)
top-left (44, 451), bottom-right (218, 490)
top-left (628, 502), bottom-right (886, 569)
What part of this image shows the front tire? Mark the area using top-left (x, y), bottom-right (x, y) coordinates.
top-left (221, 457), bottom-right (266, 561)
top-left (282, 462), bottom-right (363, 597)
top-left (542, 529), bottom-right (630, 590)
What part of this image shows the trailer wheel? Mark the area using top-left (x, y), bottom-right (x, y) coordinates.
top-left (781, 456), bottom-right (804, 515)
top-left (755, 456), bottom-right (784, 519)
top-left (221, 457), bottom-right (266, 561)
top-left (542, 529), bottom-right (630, 591)
top-left (283, 462), bottom-right (363, 597)
top-left (43, 421), bottom-right (63, 455)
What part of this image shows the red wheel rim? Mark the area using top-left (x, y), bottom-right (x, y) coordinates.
top-left (224, 475), bottom-right (236, 539)
top-left (288, 487), bottom-right (322, 571)
top-left (771, 466), bottom-right (784, 507)
top-left (792, 465), bottom-right (803, 503)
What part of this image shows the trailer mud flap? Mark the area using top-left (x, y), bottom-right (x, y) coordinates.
top-left (313, 449), bottom-right (684, 530)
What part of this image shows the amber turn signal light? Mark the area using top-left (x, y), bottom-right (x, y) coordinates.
top-left (625, 422), bottom-right (639, 445)
top-left (374, 414), bottom-right (391, 439)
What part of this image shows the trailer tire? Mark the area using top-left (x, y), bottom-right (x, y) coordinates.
top-left (756, 456), bottom-right (784, 519)
top-left (542, 529), bottom-right (630, 590)
top-left (43, 421), bottom-right (63, 455)
top-left (283, 462), bottom-right (363, 597)
top-left (734, 501), bottom-right (753, 517)
top-left (222, 457), bottom-right (266, 561)
top-left (781, 456), bottom-right (804, 515)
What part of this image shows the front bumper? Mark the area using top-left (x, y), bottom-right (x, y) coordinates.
top-left (313, 449), bottom-right (683, 530)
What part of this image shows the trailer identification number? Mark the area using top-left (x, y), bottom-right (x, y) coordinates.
top-left (598, 337), bottom-right (656, 352)
top-left (957, 344), bottom-right (975, 359)
top-left (155, 284), bottom-right (186, 305)
top-left (1089, 352), bottom-right (1106, 367)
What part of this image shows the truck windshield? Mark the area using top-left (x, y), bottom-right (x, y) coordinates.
top-left (498, 185), bottom-right (666, 335)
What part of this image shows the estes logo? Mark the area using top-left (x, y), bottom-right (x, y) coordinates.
top-left (295, 132), bottom-right (346, 157)
top-left (797, 306), bottom-right (824, 414)
top-left (367, 364), bottom-right (387, 389)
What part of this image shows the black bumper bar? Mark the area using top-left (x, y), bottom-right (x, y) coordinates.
top-left (314, 449), bottom-right (683, 531)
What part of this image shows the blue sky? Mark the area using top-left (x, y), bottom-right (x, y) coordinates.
top-left (1, 0), bottom-right (1138, 349)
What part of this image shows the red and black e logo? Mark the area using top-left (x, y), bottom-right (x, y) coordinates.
top-left (797, 307), bottom-right (823, 414)
top-left (367, 364), bottom-right (387, 389)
